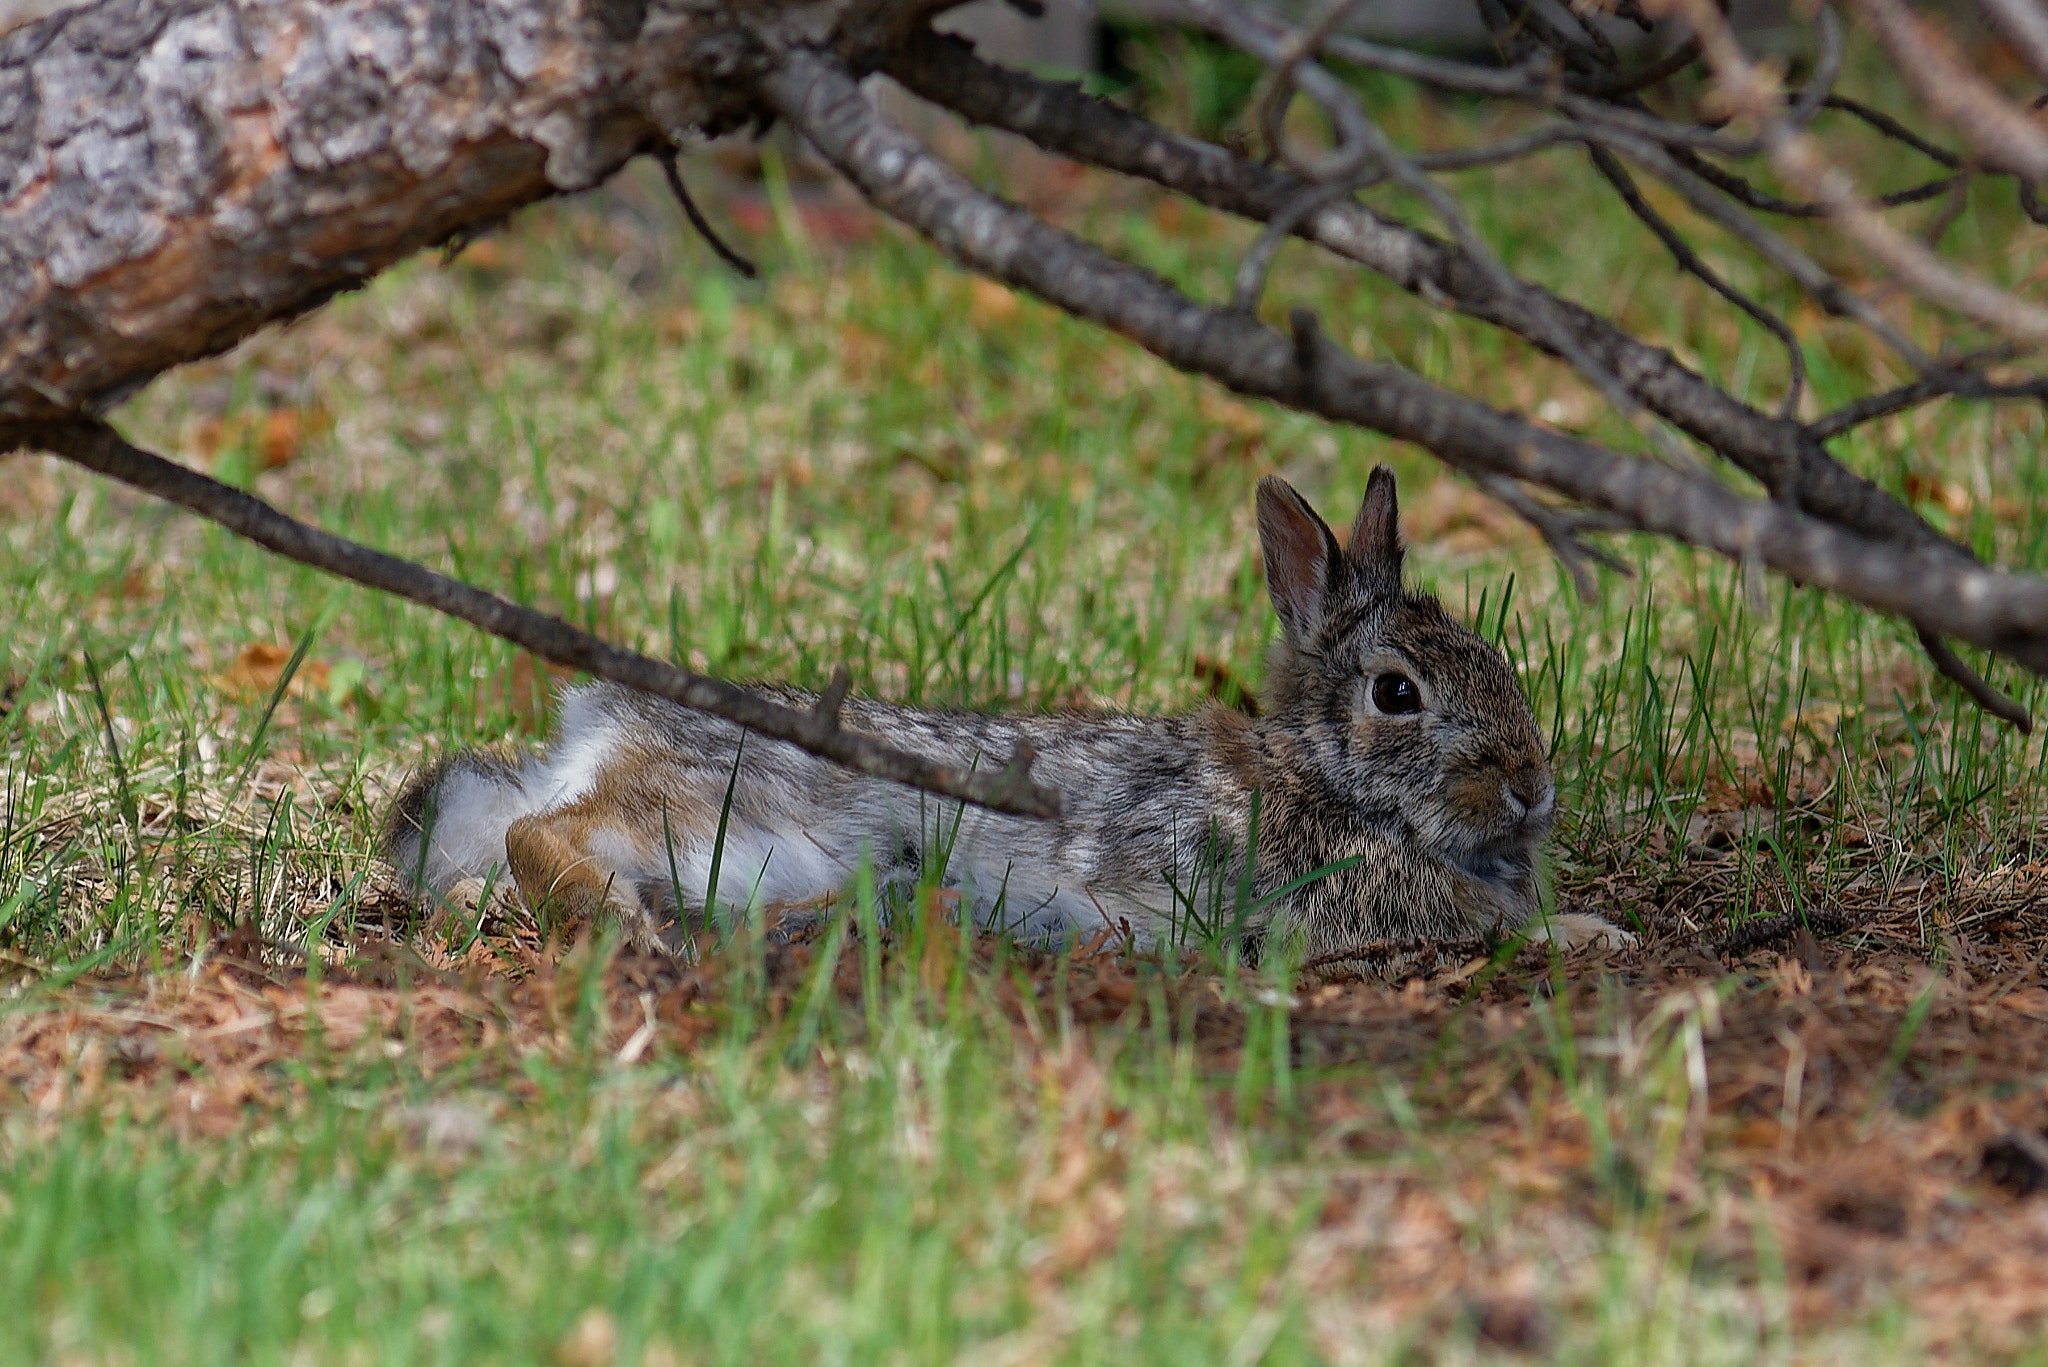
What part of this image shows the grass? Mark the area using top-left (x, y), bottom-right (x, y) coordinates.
top-left (6, 47), bottom-right (2048, 1363)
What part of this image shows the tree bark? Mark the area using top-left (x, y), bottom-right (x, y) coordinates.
top-left (0, 0), bottom-right (929, 422)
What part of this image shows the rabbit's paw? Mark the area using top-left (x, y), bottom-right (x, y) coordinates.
top-left (1526, 911), bottom-right (1638, 953)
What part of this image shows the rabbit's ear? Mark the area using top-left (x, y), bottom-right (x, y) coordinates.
top-left (1345, 464), bottom-right (1405, 591)
top-left (1257, 476), bottom-right (1343, 640)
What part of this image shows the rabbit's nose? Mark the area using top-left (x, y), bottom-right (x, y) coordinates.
top-left (1506, 772), bottom-right (1554, 823)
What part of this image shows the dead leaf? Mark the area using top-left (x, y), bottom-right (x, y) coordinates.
top-left (1904, 471), bottom-right (1972, 517)
top-left (211, 642), bottom-right (332, 700)
top-left (258, 408), bottom-right (305, 469)
top-left (190, 406), bottom-right (330, 471)
top-left (969, 277), bottom-right (1021, 328)
top-left (454, 237), bottom-right (506, 271)
top-left (486, 653), bottom-right (572, 736)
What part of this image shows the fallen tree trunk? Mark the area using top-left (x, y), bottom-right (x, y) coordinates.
top-left (0, 0), bottom-right (925, 422)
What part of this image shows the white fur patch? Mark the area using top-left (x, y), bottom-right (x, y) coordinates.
top-left (412, 765), bottom-right (536, 894)
top-left (535, 690), bottom-right (619, 807)
top-left (662, 823), bottom-right (849, 913)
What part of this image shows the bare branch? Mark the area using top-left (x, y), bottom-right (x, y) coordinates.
top-left (762, 51), bottom-right (2048, 677)
top-left (1977, 0), bottom-right (2048, 89)
top-left (1182, 0), bottom-right (1712, 473)
top-left (1202, 4), bottom-right (1945, 371)
top-left (1588, 145), bottom-right (1807, 422)
top-left (880, 36), bottom-right (1972, 569)
top-left (1808, 363), bottom-right (2048, 440)
top-left (1, 420), bottom-right (1064, 820)
top-left (1678, 0), bottom-right (2048, 343)
top-left (1852, 0), bottom-right (2048, 179)
top-left (884, 32), bottom-right (2043, 728)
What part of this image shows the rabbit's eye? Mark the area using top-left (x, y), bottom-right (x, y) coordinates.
top-left (1370, 672), bottom-right (1422, 715)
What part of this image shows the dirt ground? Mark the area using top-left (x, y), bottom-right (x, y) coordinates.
top-left (6, 875), bottom-right (2048, 1357)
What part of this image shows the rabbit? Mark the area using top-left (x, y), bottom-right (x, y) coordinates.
top-left (383, 466), bottom-right (1631, 964)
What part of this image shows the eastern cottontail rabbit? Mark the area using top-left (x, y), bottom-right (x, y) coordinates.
top-left (385, 467), bottom-right (1629, 962)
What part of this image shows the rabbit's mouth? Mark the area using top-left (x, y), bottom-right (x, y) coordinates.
top-left (1454, 842), bottom-right (1534, 888)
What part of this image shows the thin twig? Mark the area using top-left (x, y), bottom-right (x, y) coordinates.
top-left (1665, 143), bottom-right (1965, 218)
top-left (1231, 179), bottom-right (1360, 314)
top-left (1256, 0), bottom-right (1377, 181)
top-left (1922, 172), bottom-right (1976, 250)
top-left (1590, 145), bottom-right (1808, 422)
top-left (1477, 473), bottom-right (1636, 601)
top-left (1917, 628), bottom-right (2033, 732)
top-left (1808, 364), bottom-right (2048, 440)
top-left (657, 150), bottom-right (759, 279)
top-left (1573, 37), bottom-right (1701, 97)
top-left (1406, 124), bottom-right (1587, 172)
top-left (1821, 94), bottom-right (1964, 168)
top-left (1, 419), bottom-right (1063, 819)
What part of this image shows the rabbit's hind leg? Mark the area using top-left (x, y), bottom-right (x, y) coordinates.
top-left (504, 808), bottom-right (670, 951)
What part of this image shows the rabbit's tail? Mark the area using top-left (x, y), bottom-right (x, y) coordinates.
top-left (382, 748), bottom-right (552, 898)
